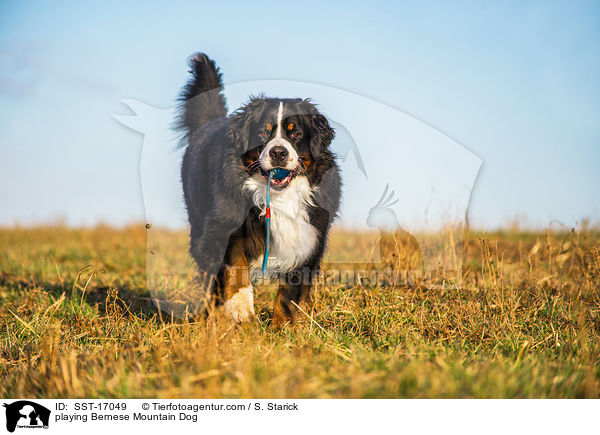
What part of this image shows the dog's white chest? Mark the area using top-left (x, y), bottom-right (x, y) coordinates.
top-left (267, 197), bottom-right (318, 273)
top-left (245, 176), bottom-right (319, 276)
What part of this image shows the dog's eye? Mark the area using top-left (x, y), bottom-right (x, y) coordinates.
top-left (258, 129), bottom-right (269, 139)
top-left (289, 130), bottom-right (302, 139)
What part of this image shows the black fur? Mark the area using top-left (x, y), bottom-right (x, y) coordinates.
top-left (176, 53), bottom-right (228, 143)
top-left (176, 53), bottom-right (341, 325)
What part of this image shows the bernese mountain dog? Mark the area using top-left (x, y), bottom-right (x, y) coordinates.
top-left (176, 53), bottom-right (341, 327)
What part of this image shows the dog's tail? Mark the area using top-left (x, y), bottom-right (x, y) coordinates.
top-left (175, 53), bottom-right (228, 144)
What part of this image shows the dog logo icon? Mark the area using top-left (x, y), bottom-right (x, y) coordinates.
top-left (3, 401), bottom-right (50, 432)
top-left (367, 184), bottom-right (424, 280)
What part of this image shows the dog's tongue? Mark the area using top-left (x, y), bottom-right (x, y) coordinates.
top-left (272, 168), bottom-right (290, 181)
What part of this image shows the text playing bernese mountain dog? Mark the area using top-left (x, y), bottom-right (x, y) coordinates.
top-left (177, 53), bottom-right (341, 327)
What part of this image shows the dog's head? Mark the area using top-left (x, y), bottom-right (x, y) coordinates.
top-left (233, 97), bottom-right (334, 189)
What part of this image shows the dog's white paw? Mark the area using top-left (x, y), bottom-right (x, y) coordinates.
top-left (224, 285), bottom-right (255, 322)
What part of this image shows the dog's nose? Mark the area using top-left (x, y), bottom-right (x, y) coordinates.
top-left (269, 146), bottom-right (289, 165)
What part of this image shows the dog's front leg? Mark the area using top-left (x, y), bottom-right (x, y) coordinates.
top-left (272, 269), bottom-right (313, 328)
top-left (222, 238), bottom-right (254, 322)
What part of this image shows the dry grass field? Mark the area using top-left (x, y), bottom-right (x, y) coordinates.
top-left (1, 223), bottom-right (599, 398)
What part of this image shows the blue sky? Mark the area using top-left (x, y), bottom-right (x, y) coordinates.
top-left (1, 0), bottom-right (599, 229)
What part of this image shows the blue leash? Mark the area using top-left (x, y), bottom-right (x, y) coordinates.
top-left (262, 170), bottom-right (274, 275)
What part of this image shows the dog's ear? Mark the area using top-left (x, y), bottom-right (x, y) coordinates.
top-left (309, 113), bottom-right (335, 158)
top-left (229, 97), bottom-right (267, 152)
top-left (229, 108), bottom-right (249, 151)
